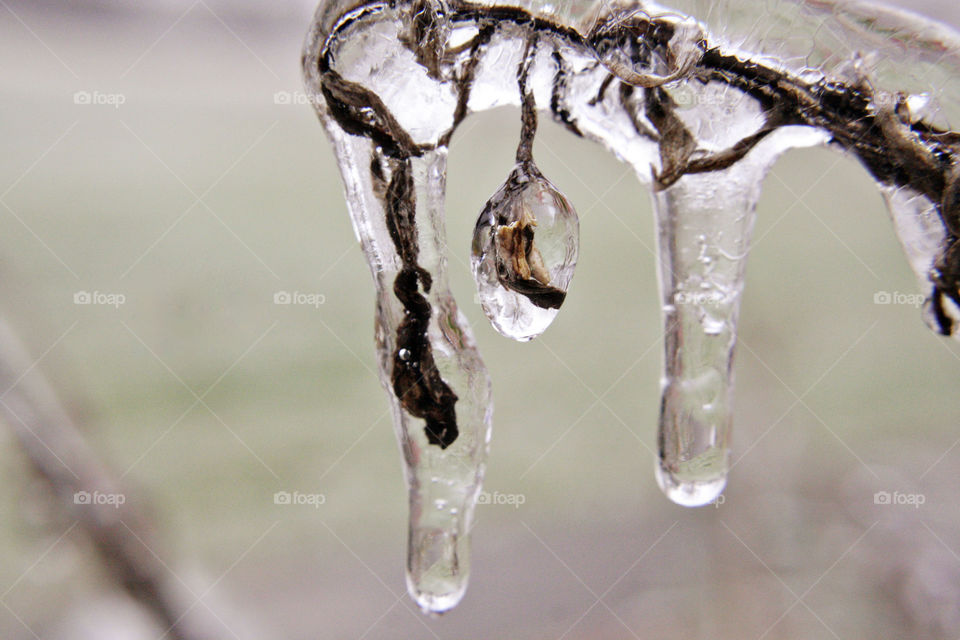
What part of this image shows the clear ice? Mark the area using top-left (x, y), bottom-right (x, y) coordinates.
top-left (472, 160), bottom-right (580, 341)
top-left (472, 39), bottom-right (581, 341)
top-left (303, 0), bottom-right (960, 611)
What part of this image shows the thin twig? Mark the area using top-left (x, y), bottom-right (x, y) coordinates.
top-left (0, 317), bottom-right (224, 640)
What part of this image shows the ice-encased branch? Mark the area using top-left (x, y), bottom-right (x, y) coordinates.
top-left (303, 0), bottom-right (960, 612)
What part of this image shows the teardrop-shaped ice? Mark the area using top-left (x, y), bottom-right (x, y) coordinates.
top-left (471, 161), bottom-right (579, 341)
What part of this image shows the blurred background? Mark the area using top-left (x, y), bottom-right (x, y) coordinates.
top-left (2, 0), bottom-right (960, 638)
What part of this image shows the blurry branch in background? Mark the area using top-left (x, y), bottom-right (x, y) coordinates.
top-left (0, 318), bottom-right (225, 640)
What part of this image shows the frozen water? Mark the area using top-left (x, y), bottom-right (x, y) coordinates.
top-left (303, 0), bottom-right (960, 612)
top-left (472, 161), bottom-right (580, 341)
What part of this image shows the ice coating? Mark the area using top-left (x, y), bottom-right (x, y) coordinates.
top-left (649, 78), bottom-right (829, 505)
top-left (654, 124), bottom-right (828, 506)
top-left (303, 0), bottom-right (960, 613)
top-left (880, 186), bottom-right (948, 292)
top-left (471, 32), bottom-right (581, 340)
top-left (472, 161), bottom-right (580, 340)
top-left (333, 134), bottom-right (491, 613)
top-left (306, 3), bottom-right (492, 610)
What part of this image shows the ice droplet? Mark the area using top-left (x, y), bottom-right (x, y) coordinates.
top-left (472, 161), bottom-right (580, 341)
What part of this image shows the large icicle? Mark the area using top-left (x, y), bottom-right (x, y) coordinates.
top-left (652, 153), bottom-right (788, 506)
top-left (323, 135), bottom-right (492, 614)
top-left (303, 2), bottom-right (491, 614)
top-left (653, 168), bottom-right (750, 507)
top-left (395, 149), bottom-right (492, 613)
top-left (647, 78), bottom-right (828, 505)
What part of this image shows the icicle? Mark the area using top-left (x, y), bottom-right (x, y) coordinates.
top-left (647, 79), bottom-right (826, 507)
top-left (395, 150), bottom-right (492, 615)
top-left (303, 2), bottom-right (491, 614)
top-left (653, 168), bottom-right (746, 507)
top-left (472, 35), bottom-right (580, 341)
top-left (343, 138), bottom-right (491, 615)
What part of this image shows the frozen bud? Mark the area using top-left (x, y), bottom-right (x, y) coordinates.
top-left (472, 161), bottom-right (579, 341)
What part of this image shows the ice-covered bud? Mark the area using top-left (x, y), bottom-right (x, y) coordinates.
top-left (472, 161), bottom-right (580, 341)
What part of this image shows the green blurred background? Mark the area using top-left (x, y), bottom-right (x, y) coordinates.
top-left (1, 0), bottom-right (960, 638)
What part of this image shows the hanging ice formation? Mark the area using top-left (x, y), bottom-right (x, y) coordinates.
top-left (472, 34), bottom-right (581, 341)
top-left (303, 0), bottom-right (960, 613)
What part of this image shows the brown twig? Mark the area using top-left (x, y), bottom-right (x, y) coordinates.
top-left (0, 318), bottom-right (224, 640)
top-left (312, 0), bottom-right (960, 336)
